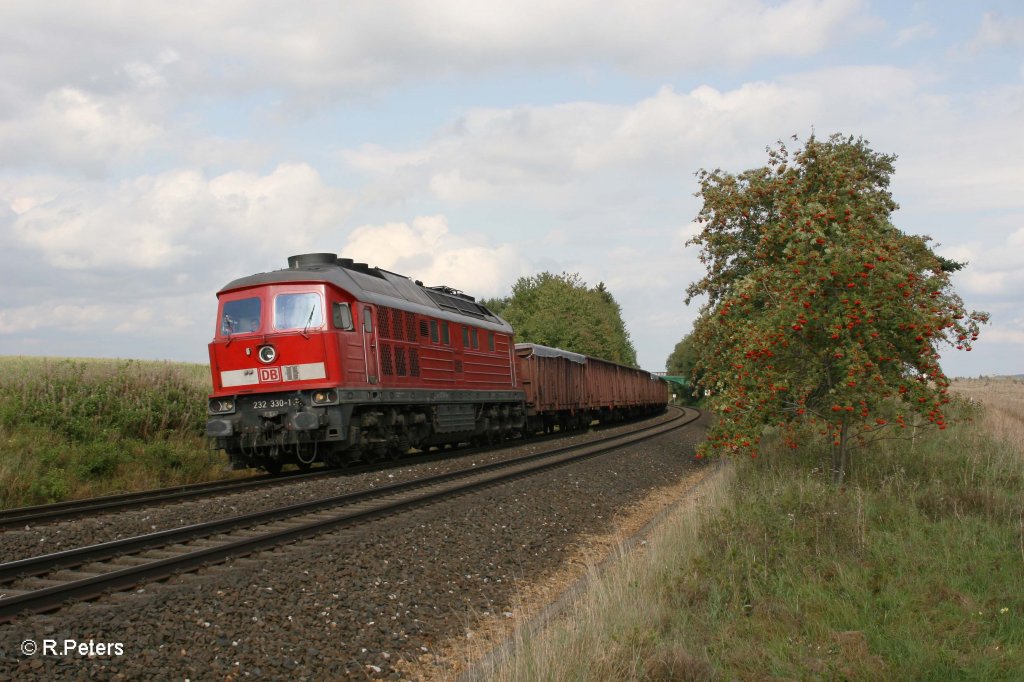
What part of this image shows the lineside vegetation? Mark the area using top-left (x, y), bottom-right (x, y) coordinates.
top-left (0, 357), bottom-right (226, 508)
top-left (484, 386), bottom-right (1023, 679)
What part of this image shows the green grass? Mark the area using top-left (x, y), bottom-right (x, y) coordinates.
top-left (0, 356), bottom-right (233, 508)
top-left (487, 396), bottom-right (1024, 680)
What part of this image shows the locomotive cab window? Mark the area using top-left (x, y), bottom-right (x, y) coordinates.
top-left (275, 293), bottom-right (323, 331)
top-left (221, 297), bottom-right (261, 335)
top-left (362, 307), bottom-right (373, 332)
top-left (332, 302), bottom-right (354, 331)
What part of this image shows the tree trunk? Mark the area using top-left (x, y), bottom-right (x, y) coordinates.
top-left (831, 419), bottom-right (849, 484)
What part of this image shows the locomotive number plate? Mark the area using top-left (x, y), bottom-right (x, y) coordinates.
top-left (252, 398), bottom-right (300, 410)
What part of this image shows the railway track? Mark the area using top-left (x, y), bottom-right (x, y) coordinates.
top-left (0, 414), bottom-right (674, 531)
top-left (0, 407), bottom-right (698, 623)
top-left (0, 468), bottom-right (330, 531)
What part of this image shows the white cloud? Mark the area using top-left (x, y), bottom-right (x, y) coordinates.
top-left (4, 163), bottom-right (350, 273)
top-left (893, 22), bottom-right (937, 48)
top-left (1, 1), bottom-right (874, 99)
top-left (0, 1), bottom-right (878, 178)
top-left (339, 66), bottom-right (1024, 226)
top-left (336, 73), bottom-right (888, 206)
top-left (0, 88), bottom-right (164, 174)
top-left (966, 12), bottom-right (1024, 52)
top-left (342, 215), bottom-right (527, 298)
top-left (0, 303), bottom-right (110, 335)
top-left (940, 228), bottom-right (1024, 299)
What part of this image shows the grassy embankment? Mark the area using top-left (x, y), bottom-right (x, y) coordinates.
top-left (0, 356), bottom-right (229, 509)
top-left (484, 378), bottom-right (1024, 680)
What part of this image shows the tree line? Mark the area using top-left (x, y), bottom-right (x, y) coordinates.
top-left (484, 272), bottom-right (638, 367)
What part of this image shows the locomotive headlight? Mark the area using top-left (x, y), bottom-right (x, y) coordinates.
top-left (208, 398), bottom-right (236, 414)
top-left (312, 390), bottom-right (338, 405)
top-left (257, 344), bottom-right (277, 364)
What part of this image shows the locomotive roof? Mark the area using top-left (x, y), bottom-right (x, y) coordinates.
top-left (219, 253), bottom-right (513, 333)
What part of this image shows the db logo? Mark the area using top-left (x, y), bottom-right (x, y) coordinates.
top-left (258, 367), bottom-right (282, 383)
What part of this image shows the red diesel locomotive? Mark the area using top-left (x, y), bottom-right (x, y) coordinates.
top-left (206, 253), bottom-right (667, 473)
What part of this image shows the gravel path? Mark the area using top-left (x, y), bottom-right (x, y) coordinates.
top-left (0, 410), bottom-right (708, 680)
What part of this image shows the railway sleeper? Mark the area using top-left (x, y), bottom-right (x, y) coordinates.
top-left (15, 577), bottom-right (67, 590)
top-left (102, 556), bottom-right (153, 567)
top-left (51, 570), bottom-right (104, 582)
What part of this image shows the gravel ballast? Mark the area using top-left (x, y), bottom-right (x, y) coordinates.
top-left (1, 411), bottom-right (709, 680)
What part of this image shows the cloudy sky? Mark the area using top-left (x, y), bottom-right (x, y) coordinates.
top-left (1, 1), bottom-right (1021, 378)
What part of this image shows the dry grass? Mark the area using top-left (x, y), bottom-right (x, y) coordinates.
top-left (951, 377), bottom-right (1024, 449)
top-left (467, 464), bottom-right (734, 681)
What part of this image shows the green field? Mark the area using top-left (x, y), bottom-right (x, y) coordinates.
top-left (0, 356), bottom-right (231, 509)
top-left (484, 382), bottom-right (1024, 680)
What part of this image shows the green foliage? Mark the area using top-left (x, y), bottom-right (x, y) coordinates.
top-left (480, 295), bottom-right (509, 317)
top-left (686, 134), bottom-right (988, 480)
top-left (664, 405), bottom-right (1024, 678)
top-left (0, 357), bottom-right (226, 507)
top-left (0, 358), bottom-right (206, 441)
top-left (496, 272), bottom-right (638, 366)
top-left (666, 331), bottom-right (699, 379)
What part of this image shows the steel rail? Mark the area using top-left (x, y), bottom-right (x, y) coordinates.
top-left (0, 412), bottom-right (675, 529)
top-left (0, 407), bottom-right (698, 623)
top-left (0, 468), bottom-right (331, 530)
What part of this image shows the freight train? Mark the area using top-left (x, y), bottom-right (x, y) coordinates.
top-left (205, 253), bottom-right (668, 473)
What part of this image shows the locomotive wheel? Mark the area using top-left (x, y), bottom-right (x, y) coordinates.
top-left (390, 435), bottom-right (411, 460)
top-left (264, 460), bottom-right (284, 475)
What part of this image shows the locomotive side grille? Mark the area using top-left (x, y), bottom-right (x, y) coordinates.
top-left (392, 308), bottom-right (404, 341)
top-left (378, 307), bottom-right (393, 339)
top-left (419, 320), bottom-right (429, 337)
top-left (381, 344), bottom-right (394, 376)
top-left (410, 348), bottom-right (420, 376)
top-left (406, 312), bottom-right (417, 341)
top-left (396, 347), bottom-right (408, 376)
top-left (455, 360), bottom-right (463, 373)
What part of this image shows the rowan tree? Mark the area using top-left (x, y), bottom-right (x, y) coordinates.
top-left (686, 134), bottom-right (987, 482)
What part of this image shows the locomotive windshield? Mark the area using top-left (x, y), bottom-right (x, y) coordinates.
top-left (221, 297), bottom-right (261, 335)
top-left (275, 292), bottom-right (323, 331)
